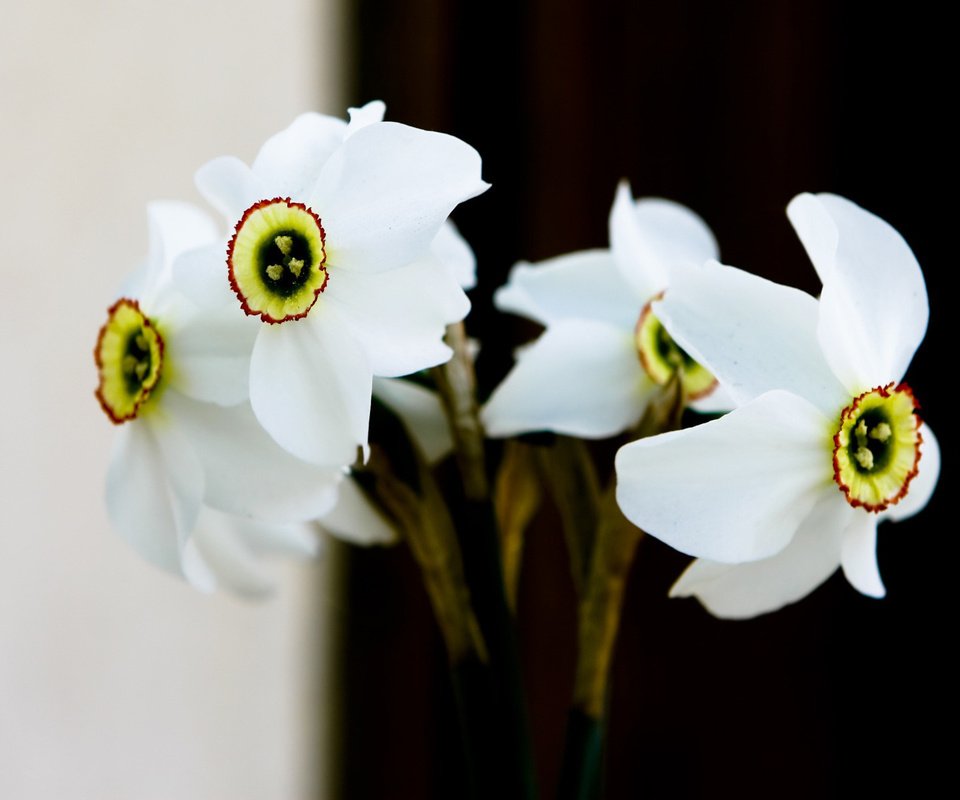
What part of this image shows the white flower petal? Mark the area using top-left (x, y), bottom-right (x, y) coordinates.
top-left (689, 382), bottom-right (735, 414)
top-left (493, 250), bottom-right (640, 329)
top-left (166, 303), bottom-right (258, 406)
top-left (327, 255), bottom-right (467, 376)
top-left (373, 377), bottom-right (452, 463)
top-left (840, 511), bottom-right (885, 598)
top-left (670, 493), bottom-right (851, 618)
top-left (122, 203), bottom-right (218, 302)
top-left (249, 308), bottom-right (372, 467)
top-left (164, 391), bottom-right (343, 522)
top-left (882, 424), bottom-right (940, 522)
top-left (171, 243), bottom-right (236, 310)
top-left (195, 155), bottom-right (263, 221)
top-left (482, 320), bottom-right (654, 438)
top-left (787, 193), bottom-right (928, 391)
top-left (319, 477), bottom-right (398, 546)
top-left (148, 201), bottom-right (219, 275)
top-left (311, 121), bottom-right (488, 274)
top-left (252, 112), bottom-right (349, 200)
top-left (346, 100), bottom-right (387, 134)
top-left (656, 260), bottom-right (849, 415)
top-left (238, 518), bottom-right (321, 558)
top-left (105, 418), bottom-right (204, 580)
top-left (615, 390), bottom-right (832, 563)
top-left (609, 181), bottom-right (719, 302)
top-left (190, 509), bottom-right (277, 598)
top-left (431, 219), bottom-right (477, 290)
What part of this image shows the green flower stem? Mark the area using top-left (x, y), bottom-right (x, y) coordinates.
top-left (558, 378), bottom-right (685, 800)
top-left (433, 322), bottom-right (539, 800)
top-left (557, 709), bottom-right (604, 800)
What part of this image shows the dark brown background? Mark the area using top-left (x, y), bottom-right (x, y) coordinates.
top-left (326, 2), bottom-right (953, 797)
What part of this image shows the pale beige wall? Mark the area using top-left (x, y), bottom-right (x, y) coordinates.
top-left (0, 1), bottom-right (347, 797)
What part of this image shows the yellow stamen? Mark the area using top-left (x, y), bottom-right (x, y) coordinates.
top-left (266, 264), bottom-right (284, 281)
top-left (288, 258), bottom-right (304, 278)
top-left (274, 235), bottom-right (293, 255)
top-left (855, 447), bottom-right (874, 470)
top-left (870, 423), bottom-right (892, 442)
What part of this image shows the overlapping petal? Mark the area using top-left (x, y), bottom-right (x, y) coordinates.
top-left (249, 308), bottom-right (372, 467)
top-left (655, 260), bottom-right (848, 415)
top-left (615, 390), bottom-right (831, 563)
top-left (105, 417), bottom-right (205, 583)
top-left (431, 219), bottom-right (477, 290)
top-left (250, 112), bottom-right (348, 200)
top-left (328, 254), bottom-right (468, 377)
top-left (669, 494), bottom-right (851, 618)
top-left (311, 122), bottom-right (488, 274)
top-left (373, 377), bottom-right (452, 464)
top-left (609, 180), bottom-right (719, 302)
top-left (493, 250), bottom-right (639, 329)
top-left (163, 391), bottom-right (343, 523)
top-left (318, 478), bottom-right (398, 546)
top-left (191, 510), bottom-right (318, 598)
top-left (483, 320), bottom-right (654, 438)
top-left (194, 155), bottom-right (264, 221)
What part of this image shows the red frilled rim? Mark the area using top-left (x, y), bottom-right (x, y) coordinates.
top-left (94, 297), bottom-right (164, 425)
top-left (832, 382), bottom-right (923, 512)
top-left (226, 197), bottom-right (328, 324)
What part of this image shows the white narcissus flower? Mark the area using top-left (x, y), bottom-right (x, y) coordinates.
top-left (481, 181), bottom-right (728, 440)
top-left (615, 193), bottom-right (940, 618)
top-left (189, 101), bottom-right (488, 467)
top-left (95, 203), bottom-right (343, 594)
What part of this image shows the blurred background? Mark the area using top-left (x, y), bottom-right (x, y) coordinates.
top-left (2, 1), bottom-right (952, 798)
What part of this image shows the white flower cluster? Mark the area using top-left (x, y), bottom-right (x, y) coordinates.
top-left (94, 102), bottom-right (485, 595)
top-left (95, 106), bottom-right (938, 619)
top-left (484, 187), bottom-right (938, 618)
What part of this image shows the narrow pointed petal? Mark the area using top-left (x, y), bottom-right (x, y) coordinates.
top-left (670, 494), bottom-right (851, 618)
top-left (311, 122), bottom-right (488, 274)
top-left (655, 260), bottom-right (848, 415)
top-left (609, 180), bottom-right (719, 302)
top-left (328, 256), bottom-right (468, 377)
top-left (252, 112), bottom-right (348, 200)
top-left (319, 477), bottom-right (398, 545)
top-left (164, 391), bottom-right (343, 522)
top-left (787, 193), bottom-right (928, 391)
top-left (249, 308), bottom-right (372, 467)
top-left (482, 320), bottom-right (653, 438)
top-left (883, 424), bottom-right (940, 522)
top-left (105, 419), bottom-right (204, 579)
top-left (195, 155), bottom-right (263, 221)
top-left (432, 219), bottom-right (477, 290)
top-left (493, 250), bottom-right (640, 329)
top-left (616, 390), bottom-right (832, 563)
top-left (840, 511), bottom-right (885, 598)
top-left (346, 100), bottom-right (387, 134)
top-left (373, 377), bottom-right (452, 463)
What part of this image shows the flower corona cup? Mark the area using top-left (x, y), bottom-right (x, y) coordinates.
top-left (228, 197), bottom-right (328, 323)
top-left (95, 299), bottom-right (164, 423)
